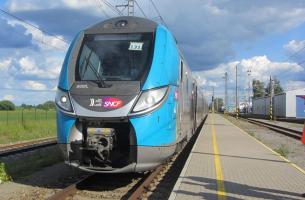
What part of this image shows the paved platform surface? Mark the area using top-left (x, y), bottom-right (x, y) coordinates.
top-left (248, 118), bottom-right (303, 132)
top-left (170, 114), bottom-right (305, 200)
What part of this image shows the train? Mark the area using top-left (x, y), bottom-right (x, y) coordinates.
top-left (55, 16), bottom-right (208, 173)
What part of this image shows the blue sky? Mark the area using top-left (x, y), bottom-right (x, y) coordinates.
top-left (0, 0), bottom-right (304, 105)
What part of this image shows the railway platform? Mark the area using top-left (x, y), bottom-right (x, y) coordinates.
top-left (169, 114), bottom-right (305, 200)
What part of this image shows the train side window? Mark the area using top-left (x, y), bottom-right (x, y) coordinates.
top-left (180, 61), bottom-right (183, 82)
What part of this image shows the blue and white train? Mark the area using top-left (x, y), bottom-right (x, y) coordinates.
top-left (56, 16), bottom-right (208, 173)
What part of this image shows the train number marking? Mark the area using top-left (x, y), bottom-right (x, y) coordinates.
top-left (129, 42), bottom-right (143, 51)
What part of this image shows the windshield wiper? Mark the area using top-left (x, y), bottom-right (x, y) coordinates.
top-left (87, 60), bottom-right (112, 88)
top-left (82, 54), bottom-right (112, 88)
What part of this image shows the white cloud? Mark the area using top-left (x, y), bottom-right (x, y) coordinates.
top-left (7, 19), bottom-right (68, 51)
top-left (196, 55), bottom-right (303, 86)
top-left (194, 55), bottom-right (305, 104)
top-left (3, 94), bottom-right (14, 101)
top-left (284, 39), bottom-right (305, 53)
top-left (17, 56), bottom-right (62, 79)
top-left (0, 58), bottom-right (12, 71)
top-left (284, 80), bottom-right (305, 91)
top-left (24, 80), bottom-right (47, 90)
top-left (7, 0), bottom-right (109, 17)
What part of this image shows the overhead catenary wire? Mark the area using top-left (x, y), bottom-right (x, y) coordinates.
top-left (134, 0), bottom-right (147, 18)
top-left (94, 0), bottom-right (111, 18)
top-left (0, 8), bottom-right (69, 44)
top-left (148, 0), bottom-right (168, 27)
top-left (102, 0), bottom-right (124, 16)
top-left (285, 44), bottom-right (305, 62)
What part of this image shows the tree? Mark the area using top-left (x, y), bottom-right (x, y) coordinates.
top-left (265, 78), bottom-right (284, 96)
top-left (36, 101), bottom-right (55, 110)
top-left (21, 103), bottom-right (34, 109)
top-left (0, 100), bottom-right (15, 110)
top-left (252, 79), bottom-right (265, 98)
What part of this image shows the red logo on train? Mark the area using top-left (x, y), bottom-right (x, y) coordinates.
top-left (102, 97), bottom-right (123, 109)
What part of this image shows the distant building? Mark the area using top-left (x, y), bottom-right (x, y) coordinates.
top-left (252, 88), bottom-right (305, 118)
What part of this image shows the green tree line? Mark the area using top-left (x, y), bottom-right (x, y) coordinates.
top-left (0, 100), bottom-right (55, 111)
top-left (252, 78), bottom-right (284, 98)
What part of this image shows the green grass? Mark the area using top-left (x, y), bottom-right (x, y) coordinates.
top-left (0, 162), bottom-right (11, 183)
top-left (0, 109), bottom-right (56, 144)
top-left (274, 144), bottom-right (290, 158)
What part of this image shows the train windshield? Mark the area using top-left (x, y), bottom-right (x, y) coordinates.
top-left (76, 33), bottom-right (153, 81)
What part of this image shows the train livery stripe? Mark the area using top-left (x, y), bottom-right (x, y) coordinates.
top-left (211, 114), bottom-right (227, 200)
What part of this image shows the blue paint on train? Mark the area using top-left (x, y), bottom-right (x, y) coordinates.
top-left (55, 17), bottom-right (208, 173)
top-left (56, 111), bottom-right (75, 143)
top-left (130, 86), bottom-right (177, 146)
top-left (142, 25), bottom-right (180, 90)
top-left (58, 32), bottom-right (82, 90)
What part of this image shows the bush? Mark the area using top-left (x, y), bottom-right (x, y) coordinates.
top-left (36, 101), bottom-right (55, 110)
top-left (0, 100), bottom-right (15, 110)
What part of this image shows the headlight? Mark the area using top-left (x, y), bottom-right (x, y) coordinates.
top-left (55, 88), bottom-right (73, 112)
top-left (131, 86), bottom-right (168, 114)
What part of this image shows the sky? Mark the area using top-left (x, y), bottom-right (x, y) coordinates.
top-left (0, 0), bottom-right (304, 105)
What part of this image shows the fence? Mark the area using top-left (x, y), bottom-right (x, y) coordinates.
top-left (0, 109), bottom-right (56, 126)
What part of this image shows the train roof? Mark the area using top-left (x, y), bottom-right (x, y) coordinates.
top-left (84, 16), bottom-right (158, 34)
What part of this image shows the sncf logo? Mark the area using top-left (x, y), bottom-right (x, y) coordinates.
top-left (103, 97), bottom-right (123, 109)
top-left (89, 97), bottom-right (123, 109)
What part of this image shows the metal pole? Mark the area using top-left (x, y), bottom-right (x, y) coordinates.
top-left (247, 69), bottom-right (251, 114)
top-left (212, 86), bottom-right (214, 113)
top-left (270, 76), bottom-right (274, 120)
top-left (236, 65), bottom-right (239, 119)
top-left (128, 0), bottom-right (134, 16)
top-left (21, 109), bottom-right (24, 126)
top-left (224, 72), bottom-right (228, 113)
top-left (6, 110), bottom-right (8, 126)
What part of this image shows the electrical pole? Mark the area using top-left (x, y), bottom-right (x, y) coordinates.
top-left (247, 69), bottom-right (251, 114)
top-left (212, 86), bottom-right (215, 113)
top-left (235, 65), bottom-right (239, 119)
top-left (116, 0), bottom-right (134, 16)
top-left (127, 0), bottom-right (134, 16)
top-left (270, 76), bottom-right (274, 120)
top-left (224, 72), bottom-right (228, 113)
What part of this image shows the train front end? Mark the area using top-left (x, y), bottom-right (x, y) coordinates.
top-left (56, 17), bottom-right (180, 173)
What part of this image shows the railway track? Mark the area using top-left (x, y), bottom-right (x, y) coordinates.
top-left (0, 137), bottom-right (57, 157)
top-left (47, 117), bottom-right (207, 200)
top-left (237, 117), bottom-right (303, 140)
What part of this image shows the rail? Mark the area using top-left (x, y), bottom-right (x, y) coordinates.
top-left (0, 137), bottom-right (57, 157)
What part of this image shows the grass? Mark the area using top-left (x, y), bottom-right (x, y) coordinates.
top-left (0, 162), bottom-right (11, 184)
top-left (274, 144), bottom-right (290, 158)
top-left (0, 146), bottom-right (63, 183)
top-left (4, 148), bottom-right (63, 179)
top-left (0, 109), bottom-right (56, 144)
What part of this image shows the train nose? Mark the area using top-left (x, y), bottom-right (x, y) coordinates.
top-left (69, 81), bottom-right (141, 118)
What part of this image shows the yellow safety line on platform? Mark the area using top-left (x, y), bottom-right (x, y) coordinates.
top-left (212, 114), bottom-right (227, 200)
top-left (222, 115), bottom-right (305, 176)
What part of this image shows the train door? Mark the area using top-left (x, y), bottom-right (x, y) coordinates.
top-left (177, 60), bottom-right (184, 139)
top-left (193, 84), bottom-right (197, 133)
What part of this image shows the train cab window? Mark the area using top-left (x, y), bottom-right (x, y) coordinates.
top-left (75, 33), bottom-right (153, 81)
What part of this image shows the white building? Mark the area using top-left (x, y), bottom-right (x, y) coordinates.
top-left (252, 88), bottom-right (305, 118)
